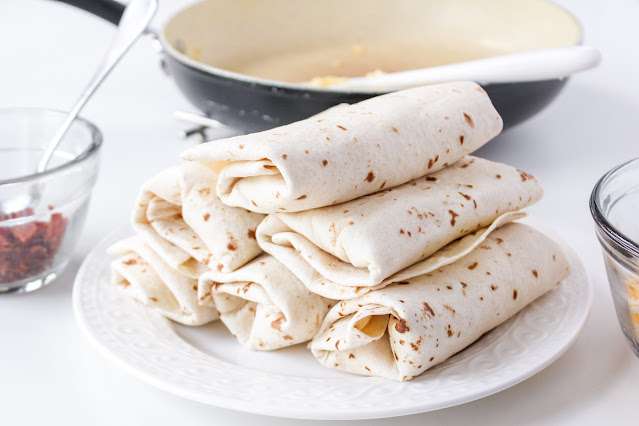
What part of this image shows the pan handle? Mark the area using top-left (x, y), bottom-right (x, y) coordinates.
top-left (52, 0), bottom-right (125, 25)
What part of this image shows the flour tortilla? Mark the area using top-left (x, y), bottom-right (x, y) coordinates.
top-left (108, 236), bottom-right (218, 326)
top-left (181, 81), bottom-right (502, 213)
top-left (257, 156), bottom-right (543, 299)
top-left (310, 222), bottom-right (571, 381)
top-left (131, 163), bottom-right (264, 277)
top-left (198, 255), bottom-right (334, 350)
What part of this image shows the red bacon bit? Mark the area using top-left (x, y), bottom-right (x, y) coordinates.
top-left (0, 208), bottom-right (67, 283)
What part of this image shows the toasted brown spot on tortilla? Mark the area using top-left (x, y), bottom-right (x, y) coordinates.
top-left (322, 159), bottom-right (328, 166)
top-left (463, 112), bottom-right (475, 127)
top-left (216, 264), bottom-right (223, 272)
top-left (553, 254), bottom-right (556, 261)
top-left (459, 135), bottom-right (465, 145)
top-left (251, 200), bottom-right (258, 207)
top-left (532, 269), bottom-right (539, 278)
top-left (283, 335), bottom-right (294, 341)
top-left (396, 281), bottom-right (409, 285)
top-left (227, 241), bottom-right (238, 251)
top-left (460, 159), bottom-right (474, 169)
top-left (348, 220), bottom-right (354, 225)
top-left (410, 342), bottom-right (419, 351)
top-left (202, 213), bottom-right (210, 222)
top-left (449, 209), bottom-right (459, 226)
top-left (305, 150), bottom-right (309, 154)
top-left (198, 187), bottom-right (211, 197)
top-left (239, 144), bottom-right (245, 149)
top-left (518, 169), bottom-right (535, 182)
top-left (349, 353), bottom-right (356, 359)
top-left (423, 302), bottom-right (435, 317)
top-left (460, 282), bottom-right (468, 288)
top-left (446, 285), bottom-right (453, 290)
top-left (325, 136), bottom-right (331, 141)
top-left (335, 124), bottom-right (348, 131)
top-left (490, 285), bottom-right (498, 291)
top-left (399, 229), bottom-right (405, 235)
top-left (365, 171), bottom-right (375, 182)
top-left (379, 180), bottom-right (387, 189)
top-left (459, 192), bottom-right (471, 201)
top-left (513, 289), bottom-right (518, 300)
top-left (425, 176), bottom-right (438, 182)
top-left (123, 258), bottom-right (137, 266)
top-left (429, 356), bottom-right (435, 362)
top-left (392, 126), bottom-right (399, 133)
top-left (149, 297), bottom-right (159, 302)
top-left (364, 366), bottom-right (371, 372)
top-left (296, 194), bottom-right (307, 200)
top-left (282, 154), bottom-right (287, 159)
top-left (496, 238), bottom-right (504, 244)
top-left (447, 325), bottom-right (453, 337)
top-left (428, 158), bottom-right (435, 169)
top-left (443, 304), bottom-right (456, 316)
top-left (395, 318), bottom-right (410, 333)
top-left (468, 262), bottom-right (478, 270)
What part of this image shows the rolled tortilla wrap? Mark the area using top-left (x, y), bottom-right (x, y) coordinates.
top-left (310, 222), bottom-right (571, 381)
top-left (181, 81), bottom-right (502, 213)
top-left (132, 163), bottom-right (264, 277)
top-left (198, 255), bottom-right (334, 350)
top-left (108, 236), bottom-right (218, 326)
top-left (257, 156), bottom-right (543, 299)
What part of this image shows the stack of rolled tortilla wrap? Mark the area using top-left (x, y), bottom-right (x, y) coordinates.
top-left (181, 81), bottom-right (502, 213)
top-left (310, 222), bottom-right (571, 381)
top-left (108, 81), bottom-right (572, 375)
top-left (256, 156), bottom-right (543, 299)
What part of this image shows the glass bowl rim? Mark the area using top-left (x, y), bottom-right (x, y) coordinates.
top-left (590, 156), bottom-right (639, 259)
top-left (0, 107), bottom-right (103, 186)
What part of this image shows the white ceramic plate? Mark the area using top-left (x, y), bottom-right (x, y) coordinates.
top-left (73, 224), bottom-right (592, 420)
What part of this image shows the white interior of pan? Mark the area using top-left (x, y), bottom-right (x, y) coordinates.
top-left (162, 0), bottom-right (581, 86)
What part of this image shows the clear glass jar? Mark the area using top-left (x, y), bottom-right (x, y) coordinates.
top-left (0, 108), bottom-right (102, 293)
top-left (591, 157), bottom-right (639, 357)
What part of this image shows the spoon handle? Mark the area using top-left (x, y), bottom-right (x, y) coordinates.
top-left (332, 46), bottom-right (601, 92)
top-left (37, 0), bottom-right (157, 173)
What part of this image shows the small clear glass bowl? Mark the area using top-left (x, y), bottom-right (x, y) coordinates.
top-left (0, 108), bottom-right (102, 293)
top-left (591, 157), bottom-right (639, 357)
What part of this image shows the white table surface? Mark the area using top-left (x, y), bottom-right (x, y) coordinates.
top-left (1, 0), bottom-right (639, 424)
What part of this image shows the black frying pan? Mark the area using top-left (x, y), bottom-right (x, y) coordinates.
top-left (54, 0), bottom-right (588, 133)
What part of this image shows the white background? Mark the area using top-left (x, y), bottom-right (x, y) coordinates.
top-left (1, 0), bottom-right (638, 424)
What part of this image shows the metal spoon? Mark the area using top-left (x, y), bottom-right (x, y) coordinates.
top-left (1, 0), bottom-right (157, 215)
